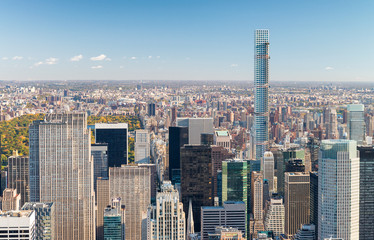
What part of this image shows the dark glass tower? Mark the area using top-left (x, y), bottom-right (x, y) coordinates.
top-left (180, 145), bottom-right (213, 233)
top-left (168, 126), bottom-right (188, 184)
top-left (95, 123), bottom-right (128, 167)
top-left (358, 146), bottom-right (374, 240)
top-left (310, 172), bottom-right (318, 238)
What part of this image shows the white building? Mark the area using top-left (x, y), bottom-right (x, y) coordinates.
top-left (0, 210), bottom-right (35, 239)
top-left (135, 129), bottom-right (151, 163)
top-left (318, 139), bottom-right (359, 240)
top-left (147, 181), bottom-right (185, 240)
top-left (264, 198), bottom-right (284, 236)
top-left (214, 130), bottom-right (231, 151)
top-left (262, 151), bottom-right (274, 192)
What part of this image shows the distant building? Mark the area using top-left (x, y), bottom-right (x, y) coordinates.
top-left (264, 198), bottom-right (284, 236)
top-left (91, 143), bottom-right (108, 192)
top-left (2, 188), bottom-right (21, 211)
top-left (148, 103), bottom-right (156, 116)
top-left (181, 145), bottom-right (213, 233)
top-left (0, 210), bottom-right (35, 239)
top-left (318, 140), bottom-right (359, 240)
top-left (284, 172), bottom-right (310, 236)
top-left (7, 154), bottom-right (29, 207)
top-left (147, 181), bottom-right (186, 240)
top-left (207, 226), bottom-right (245, 240)
top-left (262, 152), bottom-right (274, 193)
top-left (347, 104), bottom-right (365, 145)
top-left (293, 224), bottom-right (315, 240)
top-left (177, 118), bottom-right (214, 145)
top-left (201, 201), bottom-right (246, 240)
top-left (95, 123), bottom-right (128, 166)
top-left (214, 130), bottom-right (231, 151)
top-left (22, 202), bottom-right (55, 240)
top-left (135, 129), bottom-right (150, 163)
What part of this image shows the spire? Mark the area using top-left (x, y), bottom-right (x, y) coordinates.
top-left (187, 199), bottom-right (194, 237)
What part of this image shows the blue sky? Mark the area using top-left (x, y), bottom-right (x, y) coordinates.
top-left (0, 0), bottom-right (373, 81)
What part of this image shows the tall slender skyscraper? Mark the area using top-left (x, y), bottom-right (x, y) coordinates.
top-left (29, 113), bottom-right (95, 240)
top-left (7, 154), bottom-right (29, 207)
top-left (347, 104), bottom-right (365, 145)
top-left (318, 140), bottom-right (359, 240)
top-left (254, 29), bottom-right (270, 160)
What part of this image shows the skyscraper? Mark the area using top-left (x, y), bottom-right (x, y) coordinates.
top-left (284, 172), bottom-right (310, 236)
top-left (318, 140), bottom-right (359, 240)
top-left (254, 29), bottom-right (270, 160)
top-left (347, 104), bottom-right (365, 144)
top-left (91, 143), bottom-right (108, 192)
top-left (176, 118), bottom-right (214, 145)
top-left (97, 177), bottom-right (110, 240)
top-left (168, 126), bottom-right (188, 184)
top-left (29, 113), bottom-right (95, 240)
top-left (103, 198), bottom-right (125, 240)
top-left (109, 165), bottom-right (151, 240)
top-left (22, 202), bottom-right (55, 240)
top-left (262, 151), bottom-right (274, 193)
top-left (135, 129), bottom-right (150, 163)
top-left (95, 123), bottom-right (128, 166)
top-left (147, 181), bottom-right (186, 240)
top-left (180, 145), bottom-right (213, 233)
top-left (358, 146), bottom-right (374, 240)
top-left (7, 154), bottom-right (29, 207)
top-left (264, 197), bottom-right (285, 237)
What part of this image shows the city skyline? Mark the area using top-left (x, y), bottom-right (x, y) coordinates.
top-left (1, 0), bottom-right (374, 82)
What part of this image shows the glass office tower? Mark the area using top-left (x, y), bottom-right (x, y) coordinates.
top-left (254, 29), bottom-right (270, 160)
top-left (347, 104), bottom-right (365, 145)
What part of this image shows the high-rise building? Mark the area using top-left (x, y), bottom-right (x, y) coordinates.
top-left (180, 145), bottom-right (213, 233)
top-left (318, 140), bottom-right (359, 240)
top-left (358, 146), bottom-right (374, 240)
top-left (207, 226), bottom-right (245, 240)
top-left (147, 181), bottom-right (186, 240)
top-left (103, 198), bottom-right (125, 240)
top-left (29, 113), bottom-right (95, 240)
top-left (214, 130), bottom-right (231, 151)
top-left (109, 165), bottom-right (151, 240)
top-left (201, 201), bottom-right (246, 240)
top-left (262, 151), bottom-right (274, 193)
top-left (2, 188), bottom-right (21, 211)
top-left (7, 154), bottom-right (29, 207)
top-left (148, 103), bottom-right (156, 116)
top-left (95, 123), bottom-right (128, 166)
top-left (347, 104), bottom-right (365, 145)
top-left (293, 224), bottom-right (315, 240)
top-left (91, 143), bottom-right (108, 192)
top-left (251, 171), bottom-right (263, 221)
top-left (264, 198), bottom-right (284, 237)
top-left (309, 172), bottom-right (318, 238)
top-left (0, 210), bottom-right (35, 239)
top-left (176, 118), bottom-right (214, 145)
top-left (135, 129), bottom-right (150, 163)
top-left (222, 159), bottom-right (248, 236)
top-left (284, 172), bottom-right (310, 236)
top-left (97, 177), bottom-right (110, 240)
top-left (168, 126), bottom-right (188, 184)
top-left (254, 29), bottom-right (270, 161)
top-left (22, 202), bottom-right (55, 240)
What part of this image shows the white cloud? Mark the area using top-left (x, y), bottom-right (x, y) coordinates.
top-left (130, 57), bottom-right (137, 60)
top-left (34, 61), bottom-right (43, 67)
top-left (12, 56), bottom-right (23, 60)
top-left (90, 54), bottom-right (107, 61)
top-left (70, 54), bottom-right (83, 62)
top-left (148, 56), bottom-right (152, 59)
top-left (45, 57), bottom-right (58, 65)
top-left (91, 65), bottom-right (103, 69)
top-left (325, 66), bottom-right (334, 70)
top-left (230, 64), bottom-right (238, 67)
top-left (1, 57), bottom-right (8, 60)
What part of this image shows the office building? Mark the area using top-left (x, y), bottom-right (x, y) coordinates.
top-left (181, 145), bottom-right (213, 233)
top-left (254, 29), bottom-right (270, 160)
top-left (214, 130), bottom-right (231, 151)
top-left (309, 172), bottom-right (318, 238)
top-left (148, 102), bottom-right (156, 116)
top-left (0, 210), bottom-right (35, 239)
top-left (147, 181), bottom-right (186, 240)
top-left (264, 198), bottom-right (284, 237)
top-left (168, 126), bottom-right (188, 184)
top-left (284, 172), bottom-right (310, 236)
top-left (97, 177), bottom-right (110, 240)
top-left (95, 123), bottom-right (128, 166)
top-left (201, 201), bottom-right (246, 240)
top-left (103, 198), bottom-right (125, 240)
top-left (22, 202), bottom-right (55, 240)
top-left (207, 226), bottom-right (245, 240)
top-left (347, 104), bottom-right (365, 145)
top-left (7, 154), bottom-right (29, 207)
top-left (91, 143), bottom-right (108, 192)
top-left (262, 151), bottom-right (274, 193)
top-left (109, 165), bottom-right (151, 240)
top-left (251, 171), bottom-right (263, 220)
top-left (293, 224), bottom-right (315, 240)
top-left (29, 113), bottom-right (95, 240)
top-left (2, 188), bottom-right (21, 211)
top-left (358, 146), bottom-right (374, 240)
top-left (318, 140), bottom-right (359, 240)
top-left (0, 170), bottom-right (7, 196)
top-left (135, 129), bottom-right (150, 163)
top-left (176, 118), bottom-right (214, 145)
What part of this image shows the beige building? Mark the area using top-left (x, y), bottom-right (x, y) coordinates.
top-left (2, 188), bottom-right (21, 211)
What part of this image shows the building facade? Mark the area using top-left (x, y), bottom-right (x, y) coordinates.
top-left (0, 210), bottom-right (35, 240)
top-left (22, 202), bottom-right (55, 240)
top-left (168, 126), bottom-right (188, 184)
top-left (135, 129), bottom-right (151, 163)
top-left (347, 104), bottom-right (365, 145)
top-left (7, 154), bottom-right (29, 207)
